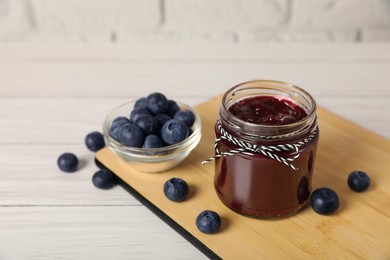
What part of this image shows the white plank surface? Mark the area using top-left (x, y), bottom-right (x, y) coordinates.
top-left (0, 207), bottom-right (204, 260)
top-left (1, 61), bottom-right (389, 98)
top-left (0, 43), bottom-right (389, 259)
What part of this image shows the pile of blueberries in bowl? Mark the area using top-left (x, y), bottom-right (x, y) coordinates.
top-left (103, 92), bottom-right (202, 172)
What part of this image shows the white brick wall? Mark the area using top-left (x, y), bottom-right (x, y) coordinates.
top-left (0, 0), bottom-right (389, 42)
top-left (165, 0), bottom-right (289, 30)
top-left (0, 0), bottom-right (32, 36)
top-left (290, 0), bottom-right (390, 29)
top-left (362, 28), bottom-right (390, 41)
top-left (31, 0), bottom-right (160, 32)
top-left (239, 28), bottom-right (359, 42)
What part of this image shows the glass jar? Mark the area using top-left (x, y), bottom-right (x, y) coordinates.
top-left (213, 80), bottom-right (319, 218)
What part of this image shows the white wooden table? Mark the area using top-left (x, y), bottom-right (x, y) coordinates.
top-left (0, 43), bottom-right (389, 259)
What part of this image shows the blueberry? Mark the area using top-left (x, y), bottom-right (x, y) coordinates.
top-left (109, 126), bottom-right (121, 141)
top-left (92, 169), bottom-right (116, 189)
top-left (57, 153), bottom-right (78, 173)
top-left (174, 109), bottom-right (196, 127)
top-left (167, 100), bottom-right (180, 117)
top-left (310, 187), bottom-right (340, 215)
top-left (134, 97), bottom-right (147, 109)
top-left (163, 177), bottom-right (189, 202)
top-left (348, 171), bottom-right (370, 192)
top-left (130, 108), bottom-right (150, 123)
top-left (118, 123), bottom-right (145, 147)
top-left (109, 127), bottom-right (120, 141)
top-left (147, 92), bottom-right (168, 115)
top-left (196, 210), bottom-right (221, 234)
top-left (154, 113), bottom-right (171, 127)
top-left (135, 114), bottom-right (160, 135)
top-left (85, 131), bottom-right (105, 152)
top-left (112, 116), bottom-right (130, 129)
top-left (161, 119), bottom-right (189, 145)
top-left (143, 134), bottom-right (163, 148)
top-left (109, 117), bottom-right (130, 141)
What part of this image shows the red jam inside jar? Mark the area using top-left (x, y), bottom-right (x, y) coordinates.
top-left (214, 80), bottom-right (319, 218)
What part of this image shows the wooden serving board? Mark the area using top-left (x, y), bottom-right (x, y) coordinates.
top-left (96, 95), bottom-right (390, 259)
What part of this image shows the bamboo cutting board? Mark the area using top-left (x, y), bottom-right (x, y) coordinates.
top-left (96, 95), bottom-right (390, 259)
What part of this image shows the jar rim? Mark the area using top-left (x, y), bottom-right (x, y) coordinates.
top-left (220, 80), bottom-right (318, 139)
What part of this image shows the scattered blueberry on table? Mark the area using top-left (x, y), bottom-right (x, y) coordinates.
top-left (348, 170), bottom-right (370, 192)
top-left (163, 177), bottom-right (189, 202)
top-left (310, 187), bottom-right (340, 215)
top-left (57, 153), bottom-right (79, 173)
top-left (196, 210), bottom-right (221, 234)
top-left (85, 131), bottom-right (105, 152)
top-left (92, 169), bottom-right (116, 190)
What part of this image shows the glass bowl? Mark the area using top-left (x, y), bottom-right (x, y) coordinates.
top-left (102, 100), bottom-right (202, 173)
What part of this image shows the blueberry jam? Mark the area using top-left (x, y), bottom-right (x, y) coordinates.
top-left (214, 90), bottom-right (318, 219)
top-left (229, 96), bottom-right (307, 125)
